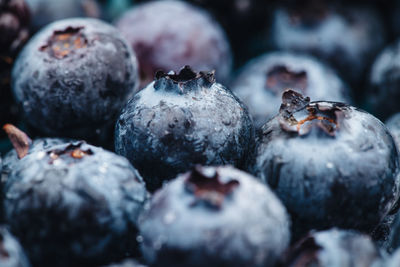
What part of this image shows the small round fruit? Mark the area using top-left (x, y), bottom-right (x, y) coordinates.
top-left (12, 18), bottom-right (139, 140)
top-left (0, 226), bottom-right (31, 267)
top-left (115, 0), bottom-right (232, 87)
top-left (3, 141), bottom-right (148, 267)
top-left (253, 90), bottom-right (400, 239)
top-left (115, 66), bottom-right (255, 191)
top-left (139, 165), bottom-right (290, 267)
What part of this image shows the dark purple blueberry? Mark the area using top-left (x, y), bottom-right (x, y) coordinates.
top-left (231, 52), bottom-right (351, 128)
top-left (3, 141), bottom-right (148, 267)
top-left (115, 0), bottom-right (232, 88)
top-left (26, 0), bottom-right (101, 31)
top-left (115, 66), bottom-right (255, 192)
top-left (282, 229), bottom-right (383, 267)
top-left (387, 113), bottom-right (400, 153)
top-left (269, 2), bottom-right (386, 87)
top-left (0, 226), bottom-right (31, 267)
top-left (0, 0), bottom-right (30, 138)
top-left (253, 90), bottom-right (400, 240)
top-left (12, 18), bottom-right (139, 141)
top-left (139, 165), bottom-right (290, 267)
top-left (366, 40), bottom-right (400, 120)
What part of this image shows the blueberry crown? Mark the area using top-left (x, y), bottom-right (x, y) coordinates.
top-left (184, 166), bottom-right (239, 210)
top-left (278, 89), bottom-right (346, 136)
top-left (154, 65), bottom-right (216, 94)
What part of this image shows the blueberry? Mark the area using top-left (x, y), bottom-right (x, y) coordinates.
top-left (386, 247), bottom-right (400, 267)
top-left (3, 141), bottom-right (148, 266)
top-left (115, 0), bottom-right (232, 88)
top-left (115, 66), bottom-right (255, 191)
top-left (282, 229), bottom-right (383, 267)
top-left (12, 18), bottom-right (139, 141)
top-left (139, 165), bottom-right (290, 267)
top-left (0, 0), bottom-right (30, 138)
top-left (365, 40), bottom-right (400, 120)
top-left (0, 226), bottom-right (31, 267)
top-left (387, 113), bottom-right (400, 150)
top-left (253, 89), bottom-right (400, 240)
top-left (269, 2), bottom-right (386, 87)
top-left (231, 52), bottom-right (351, 128)
top-left (25, 0), bottom-right (101, 31)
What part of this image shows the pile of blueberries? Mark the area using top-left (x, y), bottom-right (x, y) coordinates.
top-left (3, 0), bottom-right (400, 266)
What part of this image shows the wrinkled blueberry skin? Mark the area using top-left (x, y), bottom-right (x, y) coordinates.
top-left (115, 0), bottom-right (232, 88)
top-left (270, 3), bottom-right (386, 87)
top-left (366, 41), bottom-right (400, 120)
top-left (3, 141), bottom-right (148, 267)
top-left (0, 226), bottom-right (31, 267)
top-left (139, 166), bottom-right (290, 267)
top-left (115, 67), bottom-right (255, 192)
top-left (281, 229), bottom-right (382, 267)
top-left (253, 92), bottom-right (400, 240)
top-left (387, 113), bottom-right (400, 151)
top-left (12, 18), bottom-right (139, 140)
top-left (231, 52), bottom-right (351, 128)
top-left (25, 0), bottom-right (100, 31)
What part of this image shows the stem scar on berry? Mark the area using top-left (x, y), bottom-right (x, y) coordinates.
top-left (184, 165), bottom-right (239, 209)
top-left (39, 26), bottom-right (88, 59)
top-left (279, 89), bottom-right (345, 136)
top-left (3, 123), bottom-right (32, 159)
top-left (47, 142), bottom-right (93, 164)
top-left (266, 66), bottom-right (308, 95)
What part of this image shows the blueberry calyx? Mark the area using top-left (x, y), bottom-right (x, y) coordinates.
top-left (279, 89), bottom-right (344, 136)
top-left (3, 123), bottom-right (32, 159)
top-left (47, 141), bottom-right (93, 164)
top-left (154, 65), bottom-right (216, 94)
top-left (266, 66), bottom-right (308, 95)
top-left (39, 26), bottom-right (88, 59)
top-left (184, 165), bottom-right (239, 209)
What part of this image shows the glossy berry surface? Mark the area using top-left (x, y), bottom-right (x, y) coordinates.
top-left (282, 229), bottom-right (382, 267)
top-left (366, 40), bottom-right (400, 120)
top-left (270, 2), bottom-right (386, 86)
top-left (3, 141), bottom-right (148, 267)
top-left (231, 52), bottom-right (351, 128)
top-left (139, 165), bottom-right (290, 267)
top-left (0, 226), bottom-right (31, 267)
top-left (253, 90), bottom-right (400, 239)
top-left (115, 0), bottom-right (232, 88)
top-left (12, 18), bottom-right (139, 140)
top-left (115, 66), bottom-right (255, 191)
top-left (25, 0), bottom-right (100, 31)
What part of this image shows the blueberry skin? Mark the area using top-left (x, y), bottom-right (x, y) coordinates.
top-left (270, 4), bottom-right (386, 86)
top-left (139, 165), bottom-right (290, 267)
top-left (3, 141), bottom-right (148, 267)
top-left (231, 52), bottom-right (351, 128)
top-left (115, 67), bottom-right (255, 191)
top-left (12, 18), bottom-right (139, 139)
top-left (387, 113), bottom-right (400, 151)
top-left (115, 0), bottom-right (232, 87)
top-left (1, 137), bottom-right (69, 184)
top-left (0, 226), bottom-right (31, 267)
top-left (366, 41), bottom-right (400, 120)
top-left (26, 0), bottom-right (100, 31)
top-left (386, 247), bottom-right (400, 267)
top-left (253, 90), bottom-right (400, 239)
top-left (282, 229), bottom-right (383, 267)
